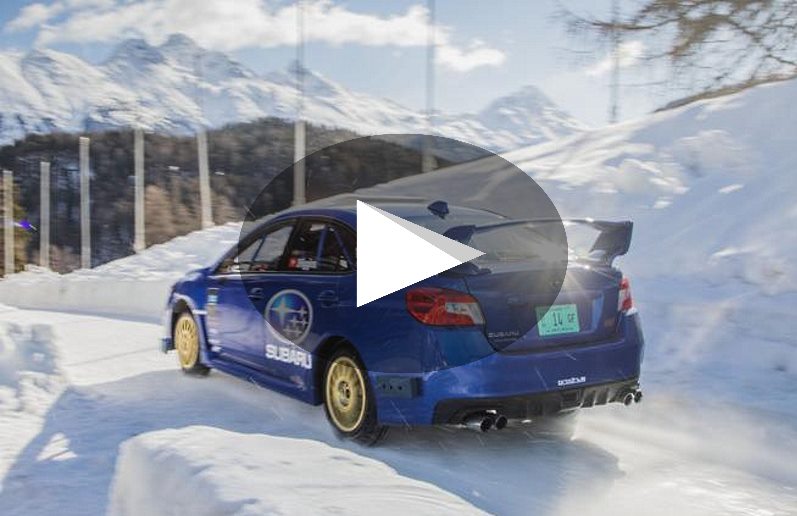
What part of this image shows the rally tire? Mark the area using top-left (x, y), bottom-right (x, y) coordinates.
top-left (323, 347), bottom-right (387, 446)
top-left (173, 311), bottom-right (210, 377)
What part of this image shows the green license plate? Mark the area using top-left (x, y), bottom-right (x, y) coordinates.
top-left (536, 304), bottom-right (580, 337)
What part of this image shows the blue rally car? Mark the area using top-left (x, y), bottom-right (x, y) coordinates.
top-left (163, 199), bottom-right (644, 444)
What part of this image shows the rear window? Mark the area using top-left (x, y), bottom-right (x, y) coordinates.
top-left (562, 222), bottom-right (604, 261)
top-left (463, 222), bottom-right (604, 264)
top-left (468, 223), bottom-right (564, 264)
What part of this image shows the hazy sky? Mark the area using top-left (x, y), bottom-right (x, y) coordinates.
top-left (0, 0), bottom-right (663, 126)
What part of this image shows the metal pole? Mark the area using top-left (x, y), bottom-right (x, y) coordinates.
top-left (195, 36), bottom-right (213, 229)
top-left (134, 128), bottom-right (146, 251)
top-left (293, 0), bottom-right (307, 206)
top-left (3, 169), bottom-right (13, 276)
top-left (79, 136), bottom-right (91, 269)
top-left (609, 0), bottom-right (620, 124)
top-left (293, 122), bottom-right (306, 206)
top-left (422, 0), bottom-right (436, 173)
top-left (197, 130), bottom-right (213, 228)
top-left (40, 161), bottom-right (50, 268)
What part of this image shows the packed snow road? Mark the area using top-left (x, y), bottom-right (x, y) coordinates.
top-left (0, 307), bottom-right (794, 516)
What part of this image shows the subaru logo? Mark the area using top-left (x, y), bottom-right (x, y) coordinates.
top-left (265, 289), bottom-right (313, 344)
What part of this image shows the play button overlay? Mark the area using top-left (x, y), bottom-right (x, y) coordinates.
top-left (238, 134), bottom-right (568, 373)
top-left (356, 201), bottom-right (484, 306)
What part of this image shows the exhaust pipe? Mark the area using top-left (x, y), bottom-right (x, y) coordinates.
top-left (463, 414), bottom-right (494, 432)
top-left (619, 389), bottom-right (643, 406)
top-left (493, 415), bottom-right (508, 430)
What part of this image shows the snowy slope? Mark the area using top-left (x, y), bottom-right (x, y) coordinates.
top-left (358, 78), bottom-right (797, 295)
top-left (0, 34), bottom-right (585, 150)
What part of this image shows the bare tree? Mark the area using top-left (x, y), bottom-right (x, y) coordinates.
top-left (563, 0), bottom-right (797, 101)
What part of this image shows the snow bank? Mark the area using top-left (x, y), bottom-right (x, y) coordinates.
top-left (0, 316), bottom-right (64, 482)
top-left (0, 318), bottom-right (59, 402)
top-left (108, 426), bottom-right (482, 516)
top-left (0, 223), bottom-right (240, 320)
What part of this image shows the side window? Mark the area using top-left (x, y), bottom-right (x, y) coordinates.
top-left (250, 225), bottom-right (294, 272)
top-left (319, 224), bottom-right (355, 272)
top-left (284, 221), bottom-right (355, 273)
top-left (286, 222), bottom-right (326, 271)
top-left (219, 224), bottom-right (293, 274)
top-left (219, 239), bottom-right (261, 273)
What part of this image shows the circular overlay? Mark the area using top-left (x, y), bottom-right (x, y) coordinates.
top-left (229, 134), bottom-right (568, 374)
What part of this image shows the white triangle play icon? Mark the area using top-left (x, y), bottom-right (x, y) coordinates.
top-left (356, 201), bottom-right (485, 307)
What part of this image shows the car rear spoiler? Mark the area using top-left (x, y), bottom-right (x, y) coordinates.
top-left (443, 218), bottom-right (633, 264)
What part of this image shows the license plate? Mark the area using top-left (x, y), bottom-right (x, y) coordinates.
top-left (536, 304), bottom-right (580, 337)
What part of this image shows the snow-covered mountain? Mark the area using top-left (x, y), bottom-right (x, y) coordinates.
top-left (0, 34), bottom-right (585, 149)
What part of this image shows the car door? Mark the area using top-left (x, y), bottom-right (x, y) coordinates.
top-left (206, 221), bottom-right (296, 370)
top-left (257, 219), bottom-right (356, 385)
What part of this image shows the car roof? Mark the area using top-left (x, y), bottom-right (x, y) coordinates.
top-left (225, 198), bottom-right (506, 269)
top-left (268, 198), bottom-right (505, 228)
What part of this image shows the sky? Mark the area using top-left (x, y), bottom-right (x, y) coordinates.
top-left (0, 0), bottom-right (662, 126)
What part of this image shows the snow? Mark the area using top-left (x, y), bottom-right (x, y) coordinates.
top-left (0, 308), bottom-right (794, 516)
top-left (0, 223), bottom-right (240, 320)
top-left (0, 74), bottom-right (796, 515)
top-left (108, 427), bottom-right (482, 516)
top-left (0, 36), bottom-right (584, 150)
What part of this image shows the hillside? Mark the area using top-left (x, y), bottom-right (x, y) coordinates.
top-left (0, 119), bottom-right (460, 272)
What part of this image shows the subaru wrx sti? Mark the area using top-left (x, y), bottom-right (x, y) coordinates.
top-left (162, 199), bottom-right (644, 444)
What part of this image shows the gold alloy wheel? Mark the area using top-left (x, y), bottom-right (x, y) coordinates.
top-left (174, 313), bottom-right (200, 369)
top-left (325, 356), bottom-right (367, 432)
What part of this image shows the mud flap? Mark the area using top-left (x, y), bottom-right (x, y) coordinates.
top-left (160, 336), bottom-right (174, 354)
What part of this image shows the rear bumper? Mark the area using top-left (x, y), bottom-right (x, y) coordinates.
top-left (432, 377), bottom-right (639, 424)
top-left (372, 312), bottom-right (644, 426)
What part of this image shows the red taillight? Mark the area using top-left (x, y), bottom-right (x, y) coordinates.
top-left (406, 287), bottom-right (485, 326)
top-left (618, 276), bottom-right (634, 313)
